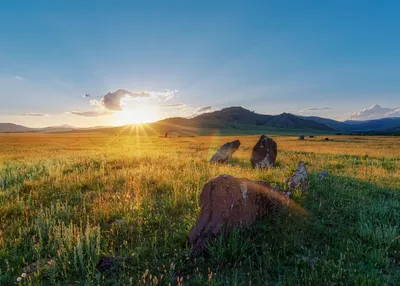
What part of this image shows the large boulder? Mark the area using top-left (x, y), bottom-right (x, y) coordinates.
top-left (250, 135), bottom-right (277, 168)
top-left (189, 174), bottom-right (292, 256)
top-left (287, 162), bottom-right (310, 193)
top-left (210, 140), bottom-right (241, 163)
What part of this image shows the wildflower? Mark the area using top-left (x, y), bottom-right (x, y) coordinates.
top-left (17, 277), bottom-right (22, 282)
top-left (21, 273), bottom-right (27, 278)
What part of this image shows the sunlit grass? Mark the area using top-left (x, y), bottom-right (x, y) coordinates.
top-left (0, 133), bottom-right (399, 284)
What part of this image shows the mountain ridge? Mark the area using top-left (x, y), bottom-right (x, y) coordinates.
top-left (1, 106), bottom-right (400, 135)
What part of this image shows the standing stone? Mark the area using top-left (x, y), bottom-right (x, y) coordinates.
top-left (210, 140), bottom-right (241, 163)
top-left (250, 135), bottom-right (277, 168)
top-left (189, 174), bottom-right (292, 256)
top-left (298, 135), bottom-right (305, 140)
top-left (287, 161), bottom-right (310, 193)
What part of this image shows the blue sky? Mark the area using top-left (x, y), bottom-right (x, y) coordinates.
top-left (1, 0), bottom-right (399, 127)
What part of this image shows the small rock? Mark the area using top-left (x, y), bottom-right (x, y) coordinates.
top-left (210, 140), bottom-right (241, 163)
top-left (298, 135), bottom-right (305, 140)
top-left (324, 138), bottom-right (329, 141)
top-left (250, 135), bottom-right (277, 168)
top-left (287, 162), bottom-right (310, 193)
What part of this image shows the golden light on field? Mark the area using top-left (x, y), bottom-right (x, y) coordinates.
top-left (114, 105), bottom-right (159, 125)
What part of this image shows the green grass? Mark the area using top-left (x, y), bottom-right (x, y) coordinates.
top-left (0, 134), bottom-right (399, 285)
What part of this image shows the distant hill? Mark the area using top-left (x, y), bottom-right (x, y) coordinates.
top-left (182, 107), bottom-right (333, 131)
top-left (0, 123), bottom-right (109, 133)
top-left (343, 118), bottom-right (400, 132)
top-left (1, 106), bottom-right (400, 135)
top-left (300, 116), bottom-right (351, 131)
top-left (0, 123), bottom-right (35, 132)
top-left (302, 115), bottom-right (400, 134)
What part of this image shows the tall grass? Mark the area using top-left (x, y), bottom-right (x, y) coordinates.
top-left (0, 133), bottom-right (399, 284)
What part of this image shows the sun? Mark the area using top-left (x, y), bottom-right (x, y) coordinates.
top-left (114, 105), bottom-right (158, 125)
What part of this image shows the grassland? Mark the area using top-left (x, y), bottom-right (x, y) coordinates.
top-left (0, 133), bottom-right (399, 285)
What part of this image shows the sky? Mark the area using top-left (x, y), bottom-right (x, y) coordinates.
top-left (1, 0), bottom-right (400, 127)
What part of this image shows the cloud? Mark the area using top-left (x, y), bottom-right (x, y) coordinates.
top-left (94, 89), bottom-right (179, 111)
top-left (301, 106), bottom-right (332, 112)
top-left (350, 104), bottom-right (400, 120)
top-left (82, 93), bottom-right (91, 98)
top-left (196, 106), bottom-right (212, 113)
top-left (15, 76), bottom-right (23, 80)
top-left (187, 106), bottom-right (216, 118)
top-left (17, 113), bottom-right (47, 117)
top-left (71, 111), bottom-right (113, 117)
top-left (161, 103), bottom-right (186, 108)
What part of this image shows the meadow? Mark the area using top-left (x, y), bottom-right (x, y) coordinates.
top-left (0, 133), bottom-right (399, 285)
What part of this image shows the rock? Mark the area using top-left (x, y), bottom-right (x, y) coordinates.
top-left (210, 140), bottom-right (241, 163)
top-left (317, 170), bottom-right (329, 181)
top-left (250, 135), bottom-right (277, 168)
top-left (324, 138), bottom-right (329, 141)
top-left (287, 162), bottom-right (310, 193)
top-left (298, 135), bottom-right (305, 140)
top-left (189, 174), bottom-right (292, 256)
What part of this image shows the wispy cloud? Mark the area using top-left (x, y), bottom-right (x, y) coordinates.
top-left (89, 88), bottom-right (179, 111)
top-left (196, 106), bottom-right (212, 113)
top-left (301, 106), bottom-right (332, 112)
top-left (349, 104), bottom-right (400, 120)
top-left (17, 113), bottom-right (47, 117)
top-left (71, 111), bottom-right (113, 117)
top-left (15, 76), bottom-right (23, 80)
top-left (161, 103), bottom-right (186, 108)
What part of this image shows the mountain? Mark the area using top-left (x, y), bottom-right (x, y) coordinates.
top-left (0, 123), bottom-right (110, 133)
top-left (300, 116), bottom-right (351, 131)
top-left (265, 113), bottom-right (332, 130)
top-left (343, 117), bottom-right (400, 132)
top-left (187, 107), bottom-right (333, 131)
top-left (0, 123), bottom-right (35, 132)
top-left (2, 106), bottom-right (399, 135)
top-left (302, 115), bottom-right (400, 133)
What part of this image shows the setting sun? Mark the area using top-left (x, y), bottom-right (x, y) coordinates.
top-left (114, 105), bottom-right (158, 125)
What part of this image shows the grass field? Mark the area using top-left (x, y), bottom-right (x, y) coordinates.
top-left (0, 133), bottom-right (399, 285)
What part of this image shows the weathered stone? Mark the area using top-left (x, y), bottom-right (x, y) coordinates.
top-left (210, 140), bottom-right (241, 163)
top-left (250, 135), bottom-right (277, 168)
top-left (325, 138), bottom-right (330, 141)
top-left (189, 174), bottom-right (291, 256)
top-left (287, 162), bottom-right (310, 193)
top-left (298, 135), bottom-right (305, 140)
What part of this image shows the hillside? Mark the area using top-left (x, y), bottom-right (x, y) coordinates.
top-left (0, 123), bottom-right (34, 132)
top-left (2, 106), bottom-right (400, 135)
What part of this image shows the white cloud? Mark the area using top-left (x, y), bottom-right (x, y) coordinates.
top-left (349, 104), bottom-right (400, 120)
top-left (92, 89), bottom-right (179, 111)
top-left (15, 76), bottom-right (23, 80)
top-left (17, 113), bottom-right (47, 117)
top-left (301, 106), bottom-right (332, 112)
top-left (161, 103), bottom-right (186, 108)
top-left (71, 111), bottom-right (113, 117)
